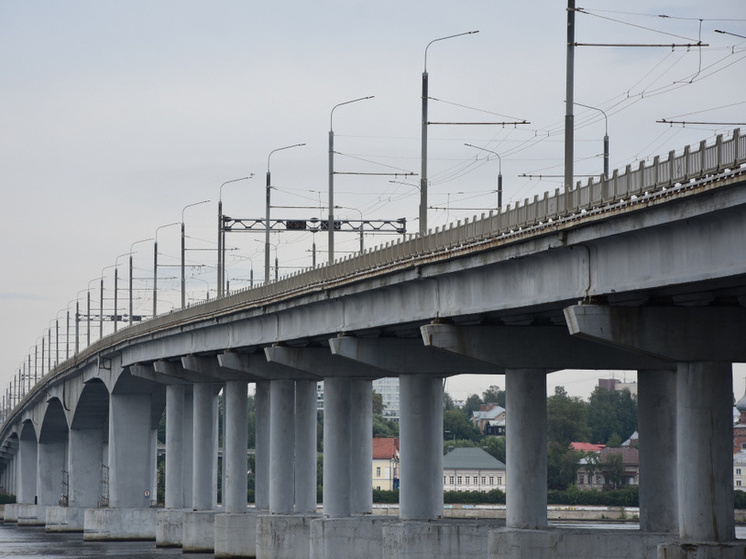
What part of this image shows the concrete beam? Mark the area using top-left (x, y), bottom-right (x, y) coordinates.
top-left (150, 360), bottom-right (210, 384)
top-left (264, 345), bottom-right (384, 379)
top-left (129, 363), bottom-right (191, 385)
top-left (421, 323), bottom-right (669, 370)
top-left (181, 355), bottom-right (246, 382)
top-left (329, 336), bottom-right (499, 375)
top-left (564, 305), bottom-right (746, 362)
top-left (217, 351), bottom-right (317, 380)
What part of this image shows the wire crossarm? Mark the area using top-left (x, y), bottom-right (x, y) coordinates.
top-left (223, 216), bottom-right (406, 235)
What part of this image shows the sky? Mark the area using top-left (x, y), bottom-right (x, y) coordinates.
top-left (1, 0), bottom-right (745, 404)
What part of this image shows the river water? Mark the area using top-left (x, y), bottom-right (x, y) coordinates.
top-left (0, 524), bottom-right (199, 558)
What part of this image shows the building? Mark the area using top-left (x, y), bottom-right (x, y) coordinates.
top-left (442, 447), bottom-right (506, 493)
top-left (472, 403), bottom-right (505, 435)
top-left (373, 377), bottom-right (400, 420)
top-left (372, 437), bottom-right (399, 490)
top-left (598, 377), bottom-right (638, 396)
top-left (576, 446), bottom-right (639, 490)
top-left (734, 387), bottom-right (746, 453)
top-left (735, 452), bottom-right (746, 491)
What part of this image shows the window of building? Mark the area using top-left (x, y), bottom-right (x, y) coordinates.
top-left (596, 475), bottom-right (602, 485)
top-left (457, 476), bottom-right (462, 485)
top-left (489, 476), bottom-right (494, 485)
top-left (443, 476), bottom-right (446, 484)
top-left (739, 480), bottom-right (743, 487)
top-left (481, 476), bottom-right (486, 485)
top-left (497, 476), bottom-right (502, 485)
top-left (579, 475), bottom-right (585, 484)
top-left (465, 476), bottom-right (470, 485)
top-left (738, 468), bottom-right (742, 475)
top-left (449, 475), bottom-right (454, 485)
top-left (376, 467), bottom-right (381, 477)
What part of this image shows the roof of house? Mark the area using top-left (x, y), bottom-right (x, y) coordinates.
top-left (571, 442), bottom-right (605, 453)
top-left (599, 446), bottom-right (639, 465)
top-left (443, 447), bottom-right (505, 471)
top-left (622, 431), bottom-right (638, 447)
top-left (372, 437), bottom-right (399, 460)
top-left (735, 451), bottom-right (746, 465)
top-left (472, 404), bottom-right (505, 422)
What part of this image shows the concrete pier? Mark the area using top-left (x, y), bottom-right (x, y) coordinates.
top-left (45, 506), bottom-right (85, 532)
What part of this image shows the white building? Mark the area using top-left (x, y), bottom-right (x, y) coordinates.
top-left (442, 447), bottom-right (506, 493)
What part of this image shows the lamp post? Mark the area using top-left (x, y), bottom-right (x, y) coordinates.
top-left (153, 222), bottom-right (179, 318)
top-left (329, 96), bottom-right (373, 262)
top-left (266, 144), bottom-right (305, 284)
top-left (100, 264), bottom-right (116, 341)
top-left (565, 0), bottom-right (576, 198)
top-left (181, 200), bottom-right (210, 309)
top-left (574, 102), bottom-right (609, 179)
top-left (465, 143), bottom-right (503, 209)
top-left (218, 176), bottom-right (252, 297)
top-left (113, 252), bottom-right (129, 333)
top-left (129, 237), bottom-right (153, 326)
top-left (421, 30), bottom-right (479, 235)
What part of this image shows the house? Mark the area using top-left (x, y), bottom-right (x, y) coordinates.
top-left (735, 452), bottom-right (746, 491)
top-left (372, 437), bottom-right (399, 490)
top-left (576, 446), bottom-right (639, 490)
top-left (443, 447), bottom-right (506, 492)
top-left (472, 404), bottom-right (505, 435)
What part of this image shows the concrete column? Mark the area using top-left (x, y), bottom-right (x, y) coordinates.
top-left (323, 377), bottom-right (352, 518)
top-left (37, 440), bottom-right (66, 506)
top-left (255, 381), bottom-right (270, 510)
top-left (224, 380), bottom-right (248, 513)
top-left (506, 369), bottom-right (547, 529)
top-left (192, 383), bottom-right (218, 511)
top-left (350, 379), bottom-right (373, 515)
top-left (677, 362), bottom-right (735, 542)
top-left (294, 380), bottom-right (317, 513)
top-left (638, 369), bottom-right (677, 533)
top-left (18, 429), bottom-right (37, 504)
top-left (109, 393), bottom-right (155, 508)
top-left (69, 428), bottom-right (103, 508)
top-left (399, 374), bottom-right (443, 520)
top-left (165, 384), bottom-right (185, 509)
top-left (269, 379), bottom-right (295, 514)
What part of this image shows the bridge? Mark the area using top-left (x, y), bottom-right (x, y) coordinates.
top-left (0, 130), bottom-right (745, 559)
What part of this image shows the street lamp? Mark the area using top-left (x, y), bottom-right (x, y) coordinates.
top-left (329, 96), bottom-right (374, 262)
top-left (129, 237), bottom-right (153, 326)
top-left (100, 264), bottom-right (116, 340)
top-left (153, 222), bottom-right (179, 318)
top-left (113, 252), bottom-right (129, 333)
top-left (465, 143), bottom-right (503, 210)
top-left (266, 143), bottom-right (305, 284)
top-left (421, 30), bottom-right (479, 235)
top-left (181, 200), bottom-right (211, 309)
top-left (574, 102), bottom-right (609, 179)
top-left (218, 176), bottom-right (252, 297)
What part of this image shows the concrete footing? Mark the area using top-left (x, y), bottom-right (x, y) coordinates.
top-left (215, 511), bottom-right (258, 558)
top-left (3, 503), bottom-right (18, 523)
top-left (83, 508), bottom-right (157, 541)
top-left (657, 541), bottom-right (746, 559)
top-left (489, 528), bottom-right (671, 559)
top-left (17, 504), bottom-right (47, 526)
top-left (183, 510), bottom-right (218, 553)
top-left (156, 508), bottom-right (185, 547)
top-left (382, 519), bottom-right (504, 559)
top-left (310, 516), bottom-right (393, 559)
top-left (45, 506), bottom-right (85, 532)
top-left (257, 514), bottom-right (320, 559)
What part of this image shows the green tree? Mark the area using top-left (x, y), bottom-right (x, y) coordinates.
top-left (372, 390), bottom-right (384, 415)
top-left (606, 432), bottom-right (623, 448)
top-left (462, 394), bottom-right (484, 420)
top-left (604, 452), bottom-right (625, 489)
top-left (586, 386), bottom-right (637, 445)
top-left (547, 386), bottom-right (589, 448)
top-left (547, 443), bottom-right (584, 490)
top-left (373, 414), bottom-right (399, 438)
top-left (443, 392), bottom-right (456, 411)
top-left (444, 408), bottom-right (481, 442)
top-left (482, 436), bottom-right (506, 463)
top-left (482, 385), bottom-right (506, 408)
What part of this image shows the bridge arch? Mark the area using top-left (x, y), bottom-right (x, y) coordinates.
top-left (38, 398), bottom-right (69, 507)
top-left (18, 419), bottom-right (38, 504)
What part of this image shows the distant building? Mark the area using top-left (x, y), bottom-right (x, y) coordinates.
top-left (598, 378), bottom-right (638, 396)
top-left (372, 437), bottom-right (399, 490)
top-left (443, 447), bottom-right (506, 493)
top-left (472, 404), bottom-right (505, 435)
top-left (373, 377), bottom-right (400, 421)
top-left (734, 387), bottom-right (746, 453)
top-left (576, 446), bottom-right (639, 490)
top-left (570, 442), bottom-right (605, 453)
top-left (735, 452), bottom-right (746, 491)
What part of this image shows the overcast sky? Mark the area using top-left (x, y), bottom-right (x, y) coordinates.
top-left (1, 0), bottom-right (744, 403)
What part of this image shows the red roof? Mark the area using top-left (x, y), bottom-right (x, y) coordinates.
top-left (570, 442), bottom-right (606, 453)
top-left (372, 437), bottom-right (399, 459)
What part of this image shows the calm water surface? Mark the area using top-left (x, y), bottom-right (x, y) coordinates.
top-left (0, 524), bottom-right (205, 558)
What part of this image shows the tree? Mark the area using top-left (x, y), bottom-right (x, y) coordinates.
top-left (547, 386), bottom-right (589, 448)
top-left (586, 386), bottom-right (637, 445)
top-left (372, 390), bottom-right (384, 415)
top-left (604, 452), bottom-right (625, 489)
top-left (547, 444), bottom-right (584, 490)
top-left (482, 385), bottom-right (506, 408)
top-left (443, 392), bottom-right (456, 411)
top-left (462, 394), bottom-right (483, 420)
top-left (444, 409), bottom-right (481, 442)
top-left (373, 414), bottom-right (399, 438)
top-left (482, 436), bottom-right (506, 463)
top-left (606, 432), bottom-right (623, 448)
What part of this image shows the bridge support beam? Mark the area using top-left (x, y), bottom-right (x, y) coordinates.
top-left (192, 383), bottom-right (219, 511)
top-left (506, 369), bottom-right (547, 529)
top-left (255, 381), bottom-right (270, 511)
top-left (323, 377), bottom-right (373, 518)
top-left (637, 369), bottom-right (677, 533)
top-left (399, 374), bottom-right (443, 520)
top-left (224, 379), bottom-right (249, 513)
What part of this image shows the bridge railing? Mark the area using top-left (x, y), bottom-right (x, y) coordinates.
top-left (2, 130), bottom-right (744, 426)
